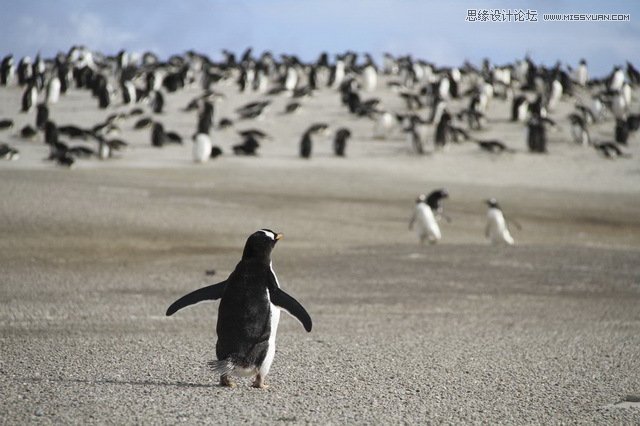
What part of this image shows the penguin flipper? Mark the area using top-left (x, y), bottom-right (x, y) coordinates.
top-left (165, 281), bottom-right (227, 316)
top-left (269, 287), bottom-right (312, 332)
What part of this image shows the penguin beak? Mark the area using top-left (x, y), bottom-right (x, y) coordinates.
top-left (275, 233), bottom-right (283, 241)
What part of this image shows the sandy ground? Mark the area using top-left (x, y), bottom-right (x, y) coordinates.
top-left (1, 71), bottom-right (640, 424)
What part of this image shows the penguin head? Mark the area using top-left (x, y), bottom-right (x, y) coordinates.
top-left (485, 198), bottom-right (501, 209)
top-left (426, 189), bottom-right (448, 210)
top-left (242, 229), bottom-right (283, 263)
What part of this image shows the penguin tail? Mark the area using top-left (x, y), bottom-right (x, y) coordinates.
top-left (207, 359), bottom-right (235, 375)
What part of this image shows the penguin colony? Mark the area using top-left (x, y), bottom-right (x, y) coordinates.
top-left (0, 47), bottom-right (638, 166)
top-left (1, 47), bottom-right (638, 387)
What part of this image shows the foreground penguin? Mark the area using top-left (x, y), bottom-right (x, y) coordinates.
top-left (484, 198), bottom-right (515, 245)
top-left (166, 229), bottom-right (312, 389)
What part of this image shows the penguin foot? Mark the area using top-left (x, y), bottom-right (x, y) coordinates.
top-left (251, 374), bottom-right (269, 389)
top-left (219, 374), bottom-right (236, 388)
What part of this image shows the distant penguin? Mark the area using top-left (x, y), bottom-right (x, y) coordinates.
top-left (568, 114), bottom-right (590, 146)
top-left (284, 66), bottom-right (298, 92)
top-left (98, 139), bottom-right (111, 159)
top-left (409, 191), bottom-right (447, 245)
top-left (0, 143), bottom-right (19, 160)
top-left (434, 110), bottom-right (452, 148)
top-left (575, 59), bottom-right (588, 86)
top-left (609, 66), bottom-right (625, 92)
top-left (511, 95), bottom-right (528, 122)
top-left (97, 82), bottom-right (110, 109)
top-left (373, 111), bottom-right (395, 139)
top-left (121, 80), bottom-right (136, 104)
top-left (406, 127), bottom-right (424, 155)
top-left (299, 123), bottom-right (328, 159)
top-left (45, 74), bottom-right (61, 104)
top-left (151, 90), bottom-right (165, 114)
top-left (611, 91), bottom-right (627, 120)
top-left (449, 68), bottom-right (461, 98)
top-left (17, 56), bottom-right (32, 86)
top-left (485, 198), bottom-right (515, 245)
top-left (526, 117), bottom-right (547, 153)
top-left (198, 101), bottom-right (214, 134)
top-left (1, 54), bottom-right (14, 85)
top-left (193, 133), bottom-right (213, 163)
top-left (330, 58), bottom-right (345, 88)
top-left (165, 229), bottom-right (312, 389)
top-left (362, 64), bottom-right (377, 92)
top-left (615, 119), bottom-right (630, 145)
top-left (438, 75), bottom-right (450, 100)
top-left (333, 128), bottom-right (351, 157)
top-left (428, 96), bottom-right (446, 125)
top-left (0, 119), bottom-right (13, 131)
top-left (44, 120), bottom-right (59, 146)
top-left (547, 79), bottom-right (562, 111)
top-left (21, 83), bottom-right (37, 112)
top-left (35, 103), bottom-right (49, 130)
top-left (151, 122), bottom-right (165, 147)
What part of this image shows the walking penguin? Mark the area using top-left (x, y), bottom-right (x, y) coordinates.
top-left (166, 229), bottom-right (312, 389)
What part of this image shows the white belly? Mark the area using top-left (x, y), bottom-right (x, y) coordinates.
top-left (192, 134), bottom-right (212, 163)
top-left (415, 204), bottom-right (441, 242)
top-left (363, 66), bottom-right (377, 92)
top-left (487, 209), bottom-right (514, 245)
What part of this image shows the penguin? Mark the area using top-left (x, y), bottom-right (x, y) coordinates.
top-left (192, 133), bottom-right (212, 163)
top-left (593, 141), bottom-right (631, 159)
top-left (0, 143), bottom-right (19, 160)
top-left (511, 95), bottom-right (528, 122)
top-left (546, 79), bottom-right (562, 111)
top-left (97, 80), bottom-right (110, 109)
top-left (568, 113), bottom-right (590, 146)
top-left (20, 125), bottom-right (37, 139)
top-left (526, 117), bottom-right (547, 153)
top-left (614, 119), bottom-right (630, 145)
top-left (45, 74), bottom-right (61, 104)
top-left (35, 103), bottom-right (49, 130)
top-left (484, 198), bottom-right (516, 245)
top-left (408, 190), bottom-right (448, 245)
top-left (134, 117), bottom-right (153, 129)
top-left (284, 66), bottom-right (298, 92)
top-left (151, 122), bottom-right (165, 147)
top-left (330, 57), bottom-right (345, 88)
top-left (434, 110), bottom-right (452, 148)
top-left (0, 119), bottom-right (14, 131)
top-left (608, 66), bottom-right (625, 92)
top-left (573, 59), bottom-right (588, 86)
top-left (98, 138), bottom-right (111, 160)
top-left (611, 91), bottom-right (627, 120)
top-left (151, 90), bottom-right (165, 114)
top-left (198, 101), bottom-right (215, 134)
top-left (362, 63), bottom-right (377, 92)
top-left (299, 123), bottom-right (328, 159)
top-left (165, 229), bottom-right (312, 388)
top-left (0, 54), bottom-right (14, 85)
top-left (233, 129), bottom-right (269, 156)
top-left (333, 128), bottom-right (351, 157)
top-left (282, 102), bottom-right (301, 114)
top-left (121, 80), bottom-right (136, 105)
top-left (21, 82), bottom-right (37, 112)
top-left (44, 120), bottom-right (59, 146)
top-left (373, 111), bottom-right (396, 139)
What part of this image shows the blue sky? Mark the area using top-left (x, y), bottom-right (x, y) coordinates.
top-left (0, 1), bottom-right (638, 77)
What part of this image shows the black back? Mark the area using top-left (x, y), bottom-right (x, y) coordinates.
top-left (216, 230), bottom-right (279, 368)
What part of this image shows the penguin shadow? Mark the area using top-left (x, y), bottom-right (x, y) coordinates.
top-left (23, 376), bottom-right (218, 389)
